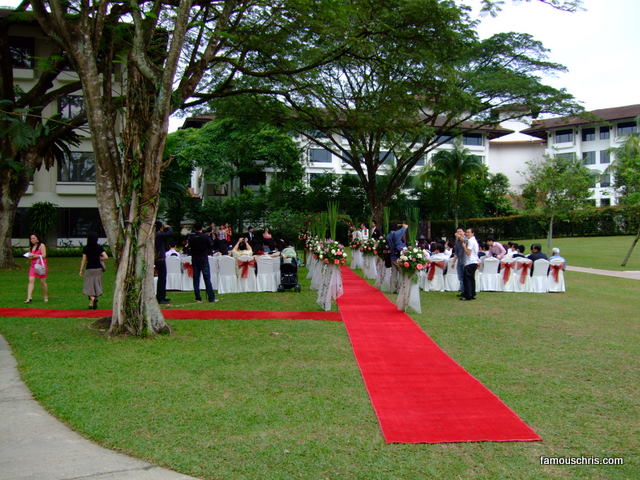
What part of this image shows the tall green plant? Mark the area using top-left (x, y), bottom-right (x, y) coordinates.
top-left (327, 201), bottom-right (339, 240)
top-left (29, 202), bottom-right (59, 237)
top-left (383, 207), bottom-right (390, 235)
top-left (407, 207), bottom-right (420, 245)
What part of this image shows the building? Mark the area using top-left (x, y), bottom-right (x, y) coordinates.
top-left (4, 9), bottom-right (109, 246)
top-left (522, 104), bottom-right (640, 206)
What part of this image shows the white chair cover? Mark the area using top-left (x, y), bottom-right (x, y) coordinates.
top-left (165, 255), bottom-right (183, 291)
top-left (444, 257), bottom-right (460, 292)
top-left (548, 259), bottom-right (566, 292)
top-left (236, 255), bottom-right (257, 293)
top-left (363, 255), bottom-right (378, 280)
top-left (418, 268), bottom-right (427, 291)
top-left (208, 255), bottom-right (219, 290)
top-left (316, 264), bottom-right (343, 311)
top-left (310, 261), bottom-right (325, 291)
top-left (306, 255), bottom-right (317, 280)
top-left (396, 272), bottom-right (421, 313)
top-left (475, 262), bottom-right (482, 292)
top-left (180, 256), bottom-right (205, 291)
top-left (479, 257), bottom-right (502, 292)
top-left (513, 257), bottom-right (533, 293)
top-left (217, 255), bottom-right (238, 294)
top-left (425, 258), bottom-right (446, 292)
top-left (531, 259), bottom-right (550, 293)
top-left (500, 258), bottom-right (518, 293)
top-left (256, 256), bottom-right (278, 292)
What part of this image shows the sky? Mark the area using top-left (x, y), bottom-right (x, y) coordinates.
top-left (3, 0), bottom-right (638, 130)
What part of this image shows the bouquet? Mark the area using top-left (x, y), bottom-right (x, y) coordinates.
top-left (304, 234), bottom-right (320, 252)
top-left (376, 236), bottom-right (389, 260)
top-left (349, 238), bottom-right (362, 249)
top-left (397, 246), bottom-right (429, 274)
top-left (360, 237), bottom-right (377, 256)
top-left (313, 240), bottom-right (348, 266)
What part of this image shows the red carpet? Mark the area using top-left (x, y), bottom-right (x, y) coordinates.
top-left (337, 267), bottom-right (541, 444)
top-left (0, 308), bottom-right (341, 322)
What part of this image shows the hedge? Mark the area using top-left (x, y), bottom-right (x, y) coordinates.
top-left (429, 205), bottom-right (640, 240)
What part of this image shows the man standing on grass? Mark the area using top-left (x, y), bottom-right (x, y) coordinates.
top-left (187, 223), bottom-right (217, 303)
top-left (461, 227), bottom-right (480, 301)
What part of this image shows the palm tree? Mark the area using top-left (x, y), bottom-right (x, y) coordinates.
top-left (417, 140), bottom-right (484, 226)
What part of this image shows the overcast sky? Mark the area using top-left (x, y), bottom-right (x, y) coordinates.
top-left (4, 0), bottom-right (638, 130)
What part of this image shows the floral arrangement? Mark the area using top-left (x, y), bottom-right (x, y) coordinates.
top-left (376, 236), bottom-right (389, 259)
top-left (349, 237), bottom-right (362, 249)
top-left (304, 234), bottom-right (320, 252)
top-left (312, 240), bottom-right (348, 265)
top-left (397, 246), bottom-right (429, 274)
top-left (359, 237), bottom-right (377, 256)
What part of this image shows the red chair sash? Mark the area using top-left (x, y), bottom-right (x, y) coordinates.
top-left (502, 262), bottom-right (514, 283)
top-left (517, 262), bottom-right (532, 284)
top-left (238, 259), bottom-right (256, 278)
top-left (550, 264), bottom-right (563, 282)
top-left (182, 262), bottom-right (193, 277)
top-left (427, 261), bottom-right (446, 281)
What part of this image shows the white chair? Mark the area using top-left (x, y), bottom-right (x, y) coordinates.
top-left (180, 256), bottom-right (204, 291)
top-left (548, 259), bottom-right (566, 292)
top-left (425, 258), bottom-right (446, 292)
top-left (256, 256), bottom-right (278, 292)
top-left (165, 255), bottom-right (183, 291)
top-left (217, 255), bottom-right (238, 294)
top-left (479, 256), bottom-right (502, 292)
top-left (531, 259), bottom-right (550, 293)
top-left (444, 257), bottom-right (460, 292)
top-left (475, 262), bottom-right (483, 292)
top-left (208, 255), bottom-right (219, 290)
top-left (513, 257), bottom-right (533, 293)
top-left (500, 258), bottom-right (517, 293)
top-left (236, 255), bottom-right (257, 293)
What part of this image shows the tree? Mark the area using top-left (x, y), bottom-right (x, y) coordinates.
top-left (273, 0), bottom-right (579, 227)
top-left (28, 0), bottom-right (358, 335)
top-left (521, 155), bottom-right (595, 251)
top-left (0, 4), bottom-right (85, 268)
top-left (608, 131), bottom-right (640, 265)
top-left (417, 141), bottom-right (485, 227)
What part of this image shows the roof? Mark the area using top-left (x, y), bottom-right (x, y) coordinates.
top-left (522, 104), bottom-right (640, 138)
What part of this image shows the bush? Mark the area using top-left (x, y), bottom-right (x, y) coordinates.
top-left (12, 246), bottom-right (114, 258)
top-left (429, 205), bottom-right (640, 240)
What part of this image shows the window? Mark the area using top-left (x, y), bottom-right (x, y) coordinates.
top-left (600, 198), bottom-right (611, 207)
top-left (415, 155), bottom-right (426, 166)
top-left (582, 151), bottom-right (596, 165)
top-left (600, 150), bottom-right (610, 164)
top-left (437, 135), bottom-right (453, 144)
top-left (309, 148), bottom-right (332, 163)
top-left (58, 95), bottom-right (84, 119)
top-left (617, 121), bottom-right (637, 135)
top-left (555, 129), bottom-right (573, 143)
top-left (599, 174), bottom-right (611, 188)
top-left (555, 152), bottom-right (575, 161)
top-left (471, 155), bottom-right (485, 163)
top-left (599, 126), bottom-right (610, 140)
top-left (379, 151), bottom-right (396, 164)
top-left (59, 208), bottom-right (105, 237)
top-left (581, 127), bottom-right (595, 142)
top-left (309, 173), bottom-right (328, 181)
top-left (239, 172), bottom-right (266, 188)
top-left (9, 36), bottom-right (35, 69)
top-left (462, 133), bottom-right (483, 146)
top-left (58, 152), bottom-right (95, 182)
top-left (205, 183), bottom-right (228, 196)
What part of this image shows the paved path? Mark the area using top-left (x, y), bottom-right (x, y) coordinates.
top-left (0, 335), bottom-right (200, 480)
top-left (566, 265), bottom-right (640, 280)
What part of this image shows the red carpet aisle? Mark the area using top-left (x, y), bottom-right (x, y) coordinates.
top-left (337, 267), bottom-right (541, 444)
top-left (0, 308), bottom-right (342, 322)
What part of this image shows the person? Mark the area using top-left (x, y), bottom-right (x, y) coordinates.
top-left (388, 222), bottom-right (408, 260)
top-left (24, 233), bottom-right (48, 303)
top-left (231, 237), bottom-right (254, 258)
top-left (155, 221), bottom-right (173, 304)
top-left (165, 242), bottom-right (180, 257)
top-left (453, 228), bottom-right (466, 295)
top-left (245, 226), bottom-right (256, 248)
top-left (486, 236), bottom-right (507, 259)
top-left (429, 243), bottom-right (448, 262)
top-left (461, 227), bottom-right (480, 301)
top-left (186, 223), bottom-right (217, 303)
top-left (528, 243), bottom-right (549, 262)
top-left (370, 221), bottom-right (381, 240)
top-left (550, 247), bottom-right (566, 267)
top-left (281, 241), bottom-right (298, 264)
top-left (360, 223), bottom-right (369, 240)
top-left (512, 244), bottom-right (527, 258)
top-left (79, 232), bottom-right (108, 309)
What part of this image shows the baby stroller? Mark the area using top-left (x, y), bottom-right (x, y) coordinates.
top-left (278, 257), bottom-right (301, 292)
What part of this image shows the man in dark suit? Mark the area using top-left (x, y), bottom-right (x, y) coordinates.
top-left (245, 226), bottom-right (256, 249)
top-left (371, 221), bottom-right (382, 240)
top-left (186, 223), bottom-right (217, 303)
top-left (528, 243), bottom-right (549, 276)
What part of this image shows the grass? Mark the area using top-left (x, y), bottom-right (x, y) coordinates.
top-left (509, 235), bottom-right (640, 271)
top-left (0, 239), bottom-right (638, 480)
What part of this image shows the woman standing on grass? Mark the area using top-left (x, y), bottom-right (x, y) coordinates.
top-left (25, 233), bottom-right (48, 303)
top-left (78, 232), bottom-right (108, 309)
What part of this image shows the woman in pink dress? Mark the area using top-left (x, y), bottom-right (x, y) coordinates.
top-left (25, 233), bottom-right (49, 303)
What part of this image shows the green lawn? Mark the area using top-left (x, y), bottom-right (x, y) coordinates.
top-left (510, 235), bottom-right (640, 271)
top-left (0, 242), bottom-right (638, 480)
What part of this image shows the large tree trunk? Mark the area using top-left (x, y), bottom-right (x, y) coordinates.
top-left (547, 214), bottom-right (555, 252)
top-left (0, 166), bottom-right (30, 269)
top-left (621, 223), bottom-right (640, 267)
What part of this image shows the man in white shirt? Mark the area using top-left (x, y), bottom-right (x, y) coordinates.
top-left (461, 227), bottom-right (480, 301)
